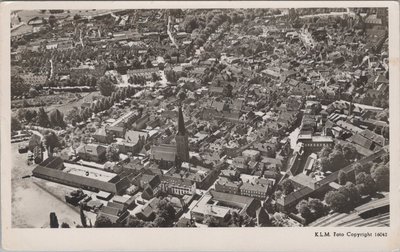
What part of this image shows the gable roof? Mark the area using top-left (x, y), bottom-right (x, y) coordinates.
top-left (151, 144), bottom-right (177, 162)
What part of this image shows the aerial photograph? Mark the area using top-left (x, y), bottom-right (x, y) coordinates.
top-left (10, 8), bottom-right (389, 228)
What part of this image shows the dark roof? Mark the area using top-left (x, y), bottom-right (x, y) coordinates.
top-left (349, 134), bottom-right (374, 150)
top-left (38, 156), bottom-right (64, 169)
top-left (277, 186), bottom-right (314, 207)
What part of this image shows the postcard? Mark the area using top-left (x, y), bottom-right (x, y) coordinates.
top-left (1, 1), bottom-right (399, 251)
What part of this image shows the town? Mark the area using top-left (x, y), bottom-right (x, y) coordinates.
top-left (10, 8), bottom-right (389, 228)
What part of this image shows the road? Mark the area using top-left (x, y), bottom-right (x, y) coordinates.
top-left (299, 10), bottom-right (356, 19)
top-left (49, 59), bottom-right (54, 79)
top-left (167, 16), bottom-right (179, 49)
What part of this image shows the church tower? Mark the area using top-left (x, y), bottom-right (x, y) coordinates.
top-left (175, 105), bottom-right (190, 162)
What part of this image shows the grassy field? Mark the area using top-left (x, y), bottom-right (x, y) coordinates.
top-left (12, 91), bottom-right (101, 117)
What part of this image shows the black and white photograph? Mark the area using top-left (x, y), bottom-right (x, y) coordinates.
top-left (1, 1), bottom-right (399, 251)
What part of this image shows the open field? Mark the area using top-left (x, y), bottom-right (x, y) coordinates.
top-left (11, 142), bottom-right (90, 228)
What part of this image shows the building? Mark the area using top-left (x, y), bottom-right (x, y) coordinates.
top-left (32, 157), bottom-right (130, 194)
top-left (96, 202), bottom-right (130, 226)
top-left (115, 130), bottom-right (148, 154)
top-left (297, 135), bottom-right (334, 152)
top-left (215, 177), bottom-right (242, 195)
top-left (151, 144), bottom-right (177, 163)
top-left (92, 127), bottom-right (113, 144)
top-left (77, 144), bottom-right (107, 162)
top-left (191, 190), bottom-right (261, 223)
top-left (159, 175), bottom-right (196, 196)
top-left (239, 179), bottom-right (270, 200)
top-left (175, 106), bottom-right (190, 162)
top-left (107, 126), bottom-right (126, 138)
top-left (136, 197), bottom-right (159, 221)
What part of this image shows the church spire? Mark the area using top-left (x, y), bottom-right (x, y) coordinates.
top-left (178, 105), bottom-right (186, 135)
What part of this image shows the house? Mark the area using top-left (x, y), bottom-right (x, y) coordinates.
top-left (239, 179), bottom-right (270, 200)
top-left (77, 144), bottom-right (106, 162)
top-left (93, 127), bottom-right (113, 144)
top-left (219, 169), bottom-right (240, 180)
top-left (232, 156), bottom-right (249, 172)
top-left (136, 197), bottom-right (160, 221)
top-left (140, 175), bottom-right (161, 200)
top-left (96, 202), bottom-right (130, 226)
top-left (191, 190), bottom-right (261, 224)
top-left (115, 130), bottom-right (148, 154)
top-left (215, 177), bottom-right (242, 195)
top-left (159, 175), bottom-right (196, 196)
top-left (107, 126), bottom-right (126, 138)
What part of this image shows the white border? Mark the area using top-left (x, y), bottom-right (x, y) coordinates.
top-left (1, 1), bottom-right (399, 251)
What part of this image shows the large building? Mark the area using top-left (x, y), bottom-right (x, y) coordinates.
top-left (32, 157), bottom-right (130, 194)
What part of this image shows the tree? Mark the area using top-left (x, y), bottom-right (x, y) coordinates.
top-left (328, 150), bottom-right (346, 172)
top-left (151, 72), bottom-right (160, 82)
top-left (242, 215), bottom-right (256, 227)
top-left (106, 145), bottom-right (119, 162)
top-left (73, 14), bottom-right (81, 21)
top-left (371, 165), bottom-right (389, 192)
top-left (154, 198), bottom-right (176, 227)
top-left (223, 83), bottom-right (233, 98)
top-left (43, 131), bottom-right (60, 153)
top-left (49, 212), bottom-right (59, 228)
top-left (342, 143), bottom-right (357, 161)
top-left (356, 172), bottom-right (376, 196)
top-left (37, 107), bottom-right (50, 127)
top-left (204, 215), bottom-right (220, 227)
top-left (65, 107), bottom-right (82, 125)
top-left (296, 200), bottom-right (313, 222)
top-left (324, 191), bottom-right (348, 212)
top-left (48, 15), bottom-right (56, 26)
top-left (308, 198), bottom-right (326, 218)
top-left (25, 109), bottom-right (37, 123)
top-left (281, 179), bottom-right (294, 195)
top-left (342, 182), bottom-right (361, 205)
top-left (80, 204), bottom-right (87, 227)
top-left (11, 117), bottom-right (22, 131)
top-left (49, 109), bottom-right (65, 128)
top-left (319, 146), bottom-right (332, 158)
top-left (97, 77), bottom-right (115, 96)
top-left (60, 222), bottom-right (70, 228)
top-left (11, 75), bottom-right (30, 97)
top-left (95, 216), bottom-right (113, 227)
top-left (127, 216), bottom-right (145, 227)
top-left (29, 88), bottom-right (39, 98)
top-left (319, 157), bottom-right (331, 172)
top-left (338, 170), bottom-right (347, 185)
top-left (145, 59), bottom-right (153, 68)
